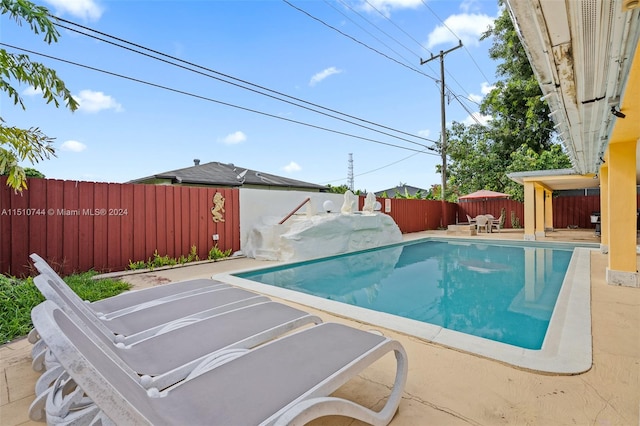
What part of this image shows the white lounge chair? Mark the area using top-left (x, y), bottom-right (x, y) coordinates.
top-left (30, 253), bottom-right (226, 316)
top-left (32, 300), bottom-right (408, 426)
top-left (28, 290), bottom-right (322, 421)
top-left (29, 273), bottom-right (270, 371)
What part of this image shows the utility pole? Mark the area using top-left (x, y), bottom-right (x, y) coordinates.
top-left (421, 40), bottom-right (462, 226)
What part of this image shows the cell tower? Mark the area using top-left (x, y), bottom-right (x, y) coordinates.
top-left (347, 153), bottom-right (354, 191)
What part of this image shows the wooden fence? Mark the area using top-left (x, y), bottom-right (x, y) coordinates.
top-left (5, 176), bottom-right (634, 277)
top-left (0, 177), bottom-right (240, 277)
top-left (552, 195), bottom-right (600, 229)
top-left (367, 197), bottom-right (457, 233)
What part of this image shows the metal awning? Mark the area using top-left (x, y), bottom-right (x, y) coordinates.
top-left (505, 0), bottom-right (640, 175)
top-left (507, 168), bottom-right (600, 190)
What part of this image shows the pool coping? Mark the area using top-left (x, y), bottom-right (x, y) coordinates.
top-left (214, 240), bottom-right (594, 374)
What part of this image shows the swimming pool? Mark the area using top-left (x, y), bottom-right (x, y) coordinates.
top-left (217, 237), bottom-right (594, 373)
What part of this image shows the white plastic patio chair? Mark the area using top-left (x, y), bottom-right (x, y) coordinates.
top-left (475, 215), bottom-right (489, 233)
top-left (490, 214), bottom-right (504, 233)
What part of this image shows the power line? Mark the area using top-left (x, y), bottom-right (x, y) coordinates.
top-left (2, 42), bottom-right (440, 156)
top-left (331, 0), bottom-right (422, 65)
top-left (364, 0), bottom-right (434, 56)
top-left (419, 0), bottom-right (492, 83)
top-left (284, 0), bottom-right (484, 126)
top-left (52, 16), bottom-right (438, 148)
top-left (282, 0), bottom-right (438, 83)
top-left (321, 148), bottom-right (428, 184)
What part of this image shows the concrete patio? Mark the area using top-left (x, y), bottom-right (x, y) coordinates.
top-left (2, 229), bottom-right (638, 425)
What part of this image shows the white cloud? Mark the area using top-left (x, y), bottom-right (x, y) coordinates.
top-left (358, 0), bottom-right (422, 17)
top-left (22, 86), bottom-right (43, 96)
top-left (309, 67), bottom-right (343, 87)
top-left (73, 90), bottom-right (122, 113)
top-left (481, 82), bottom-right (495, 95)
top-left (426, 13), bottom-right (494, 49)
top-left (43, 0), bottom-right (103, 21)
top-left (282, 161), bottom-right (301, 173)
top-left (60, 140), bottom-right (87, 152)
top-left (468, 93), bottom-right (483, 104)
top-left (460, 0), bottom-right (482, 13)
top-left (417, 129), bottom-right (431, 138)
top-left (462, 112), bottom-right (492, 126)
top-left (218, 131), bottom-right (247, 145)
top-left (467, 82), bottom-right (496, 104)
top-left (468, 81), bottom-right (496, 104)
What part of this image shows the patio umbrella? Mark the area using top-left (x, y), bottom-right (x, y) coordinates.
top-left (458, 189), bottom-right (511, 201)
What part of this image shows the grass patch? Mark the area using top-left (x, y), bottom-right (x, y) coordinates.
top-left (0, 272), bottom-right (130, 344)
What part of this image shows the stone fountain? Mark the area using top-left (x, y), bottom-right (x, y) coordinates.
top-left (244, 191), bottom-right (402, 261)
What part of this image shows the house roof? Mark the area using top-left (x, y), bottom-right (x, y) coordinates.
top-left (374, 184), bottom-right (428, 197)
top-left (129, 161), bottom-right (328, 191)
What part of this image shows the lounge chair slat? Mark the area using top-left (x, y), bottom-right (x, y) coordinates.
top-left (30, 254), bottom-right (226, 316)
top-left (116, 301), bottom-right (320, 377)
top-left (103, 288), bottom-right (265, 335)
top-left (90, 279), bottom-right (227, 313)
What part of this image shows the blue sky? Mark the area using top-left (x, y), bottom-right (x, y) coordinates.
top-left (2, 0), bottom-right (500, 193)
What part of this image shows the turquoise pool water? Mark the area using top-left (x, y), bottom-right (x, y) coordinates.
top-left (236, 239), bottom-right (575, 350)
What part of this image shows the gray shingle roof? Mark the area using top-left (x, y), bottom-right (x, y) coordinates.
top-left (130, 162), bottom-right (327, 191)
top-left (374, 184), bottom-right (428, 197)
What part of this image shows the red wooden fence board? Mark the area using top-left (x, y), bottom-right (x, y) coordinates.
top-left (0, 180), bottom-right (11, 274)
top-left (144, 185), bottom-right (157, 258)
top-left (132, 184), bottom-right (146, 263)
top-left (230, 189), bottom-right (241, 251)
top-left (120, 184), bottom-right (134, 268)
top-left (171, 186), bottom-right (182, 258)
top-left (163, 186), bottom-right (174, 256)
top-left (155, 187), bottom-right (167, 256)
top-left (78, 181), bottom-right (94, 272)
top-left (62, 181), bottom-right (80, 273)
top-left (106, 184), bottom-right (121, 271)
top-left (198, 188), bottom-right (209, 256)
top-left (9, 186), bottom-right (29, 275)
top-left (27, 179), bottom-right (47, 271)
top-left (45, 180), bottom-right (64, 270)
top-left (188, 187), bottom-right (199, 256)
top-left (92, 182), bottom-right (109, 273)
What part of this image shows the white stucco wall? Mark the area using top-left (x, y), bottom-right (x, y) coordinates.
top-left (239, 188), bottom-right (345, 251)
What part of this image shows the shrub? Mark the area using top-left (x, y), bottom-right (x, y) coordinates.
top-left (208, 245), bottom-right (232, 261)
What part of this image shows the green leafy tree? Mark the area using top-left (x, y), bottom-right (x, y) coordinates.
top-left (446, 122), bottom-right (509, 198)
top-left (325, 184), bottom-right (365, 195)
top-left (479, 1), bottom-right (555, 154)
top-left (393, 187), bottom-right (426, 200)
top-left (445, 1), bottom-right (566, 200)
top-left (1, 0), bottom-right (78, 191)
top-left (503, 144), bottom-right (571, 201)
top-left (24, 167), bottom-right (45, 178)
